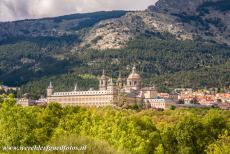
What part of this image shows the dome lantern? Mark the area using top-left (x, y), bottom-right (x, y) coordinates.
top-left (127, 65), bottom-right (142, 90)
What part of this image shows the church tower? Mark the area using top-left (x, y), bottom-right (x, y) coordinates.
top-left (116, 72), bottom-right (124, 88)
top-left (126, 65), bottom-right (141, 91)
top-left (107, 77), bottom-right (115, 91)
top-left (99, 70), bottom-right (108, 91)
top-left (47, 82), bottom-right (54, 97)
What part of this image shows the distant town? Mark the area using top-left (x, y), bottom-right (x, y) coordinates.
top-left (2, 66), bottom-right (229, 110)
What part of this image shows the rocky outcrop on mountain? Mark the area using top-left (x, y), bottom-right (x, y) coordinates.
top-left (79, 0), bottom-right (230, 50)
top-left (79, 11), bottom-right (193, 50)
top-left (148, 0), bottom-right (230, 45)
top-left (135, 12), bottom-right (193, 40)
top-left (79, 17), bottom-right (134, 50)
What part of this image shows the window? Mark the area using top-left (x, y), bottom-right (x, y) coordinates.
top-left (134, 81), bottom-right (137, 85)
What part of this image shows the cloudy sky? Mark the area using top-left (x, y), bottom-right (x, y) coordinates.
top-left (0, 0), bottom-right (158, 21)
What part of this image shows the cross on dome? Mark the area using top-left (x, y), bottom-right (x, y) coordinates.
top-left (132, 65), bottom-right (136, 73)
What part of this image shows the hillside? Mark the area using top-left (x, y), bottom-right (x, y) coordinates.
top-left (0, 0), bottom-right (229, 97)
top-left (78, 11), bottom-right (192, 50)
top-left (149, 0), bottom-right (230, 45)
top-left (19, 35), bottom-right (230, 98)
top-left (0, 11), bottom-right (127, 42)
top-left (0, 11), bottom-right (127, 85)
top-left (79, 0), bottom-right (230, 50)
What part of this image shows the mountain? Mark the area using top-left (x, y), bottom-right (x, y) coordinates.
top-left (0, 0), bottom-right (229, 97)
top-left (79, 11), bottom-right (192, 50)
top-left (149, 0), bottom-right (230, 45)
top-left (0, 11), bottom-right (127, 85)
top-left (81, 0), bottom-right (230, 50)
top-left (0, 11), bottom-right (127, 42)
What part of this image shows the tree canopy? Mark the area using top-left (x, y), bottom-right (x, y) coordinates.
top-left (0, 94), bottom-right (229, 154)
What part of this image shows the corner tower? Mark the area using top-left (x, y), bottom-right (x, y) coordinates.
top-left (47, 82), bottom-right (54, 97)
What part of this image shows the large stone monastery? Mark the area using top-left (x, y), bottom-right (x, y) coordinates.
top-left (46, 66), bottom-right (158, 107)
top-left (17, 65), bottom-right (230, 109)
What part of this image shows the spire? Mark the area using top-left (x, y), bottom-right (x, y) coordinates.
top-left (47, 81), bottom-right (54, 97)
top-left (48, 81), bottom-right (53, 88)
top-left (74, 83), bottom-right (78, 91)
top-left (117, 71), bottom-right (122, 82)
top-left (108, 77), bottom-right (114, 86)
top-left (132, 65), bottom-right (136, 73)
top-left (118, 71), bottom-right (121, 78)
top-left (101, 69), bottom-right (106, 80)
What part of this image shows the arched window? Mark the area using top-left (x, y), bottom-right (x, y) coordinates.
top-left (134, 81), bottom-right (137, 85)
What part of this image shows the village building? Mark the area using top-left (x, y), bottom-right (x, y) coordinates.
top-left (146, 98), bottom-right (176, 109)
top-left (0, 85), bottom-right (19, 92)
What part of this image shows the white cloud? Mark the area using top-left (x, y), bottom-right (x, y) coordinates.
top-left (0, 0), bottom-right (158, 21)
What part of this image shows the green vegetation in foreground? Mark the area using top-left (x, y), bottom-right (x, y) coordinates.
top-left (0, 94), bottom-right (229, 154)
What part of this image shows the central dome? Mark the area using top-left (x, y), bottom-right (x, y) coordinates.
top-left (128, 66), bottom-right (141, 80)
top-left (128, 72), bottom-right (141, 79)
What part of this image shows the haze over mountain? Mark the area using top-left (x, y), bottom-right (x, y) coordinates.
top-left (0, 0), bottom-right (229, 97)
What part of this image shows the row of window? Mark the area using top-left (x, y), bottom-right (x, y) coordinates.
top-left (127, 81), bottom-right (140, 86)
top-left (63, 102), bottom-right (112, 106)
top-left (151, 103), bottom-right (166, 107)
top-left (49, 96), bottom-right (113, 103)
top-left (53, 91), bottom-right (113, 96)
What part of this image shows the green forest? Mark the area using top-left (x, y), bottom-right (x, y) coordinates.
top-left (12, 34), bottom-right (229, 98)
top-left (0, 94), bottom-right (229, 154)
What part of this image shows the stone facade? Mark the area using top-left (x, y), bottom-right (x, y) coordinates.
top-left (47, 89), bottom-right (117, 107)
top-left (47, 66), bottom-right (158, 107)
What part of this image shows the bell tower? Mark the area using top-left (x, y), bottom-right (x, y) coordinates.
top-left (99, 70), bottom-right (108, 91)
top-left (107, 77), bottom-right (114, 91)
top-left (47, 82), bottom-right (54, 97)
top-left (116, 72), bottom-right (124, 88)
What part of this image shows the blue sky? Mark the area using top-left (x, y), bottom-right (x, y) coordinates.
top-left (0, 0), bottom-right (158, 21)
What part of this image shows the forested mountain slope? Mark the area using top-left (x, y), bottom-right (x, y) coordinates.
top-left (0, 0), bottom-right (229, 97)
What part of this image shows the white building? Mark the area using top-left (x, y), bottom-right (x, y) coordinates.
top-left (145, 98), bottom-right (176, 109)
